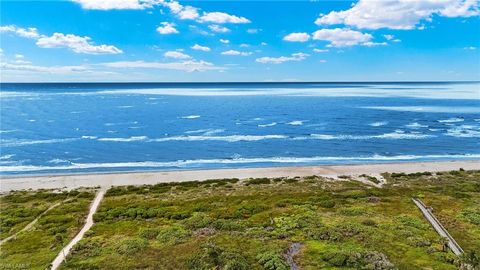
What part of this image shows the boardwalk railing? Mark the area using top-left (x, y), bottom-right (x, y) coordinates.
top-left (412, 198), bottom-right (464, 256)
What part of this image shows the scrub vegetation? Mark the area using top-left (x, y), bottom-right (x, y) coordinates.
top-left (0, 189), bottom-right (95, 270)
top-left (1, 170), bottom-right (479, 270)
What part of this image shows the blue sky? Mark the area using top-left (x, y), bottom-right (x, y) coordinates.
top-left (1, 0), bottom-right (479, 82)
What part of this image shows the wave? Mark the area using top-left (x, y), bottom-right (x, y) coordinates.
top-left (438, 117), bottom-right (464, 123)
top-left (1, 138), bottom-right (79, 147)
top-left (97, 136), bottom-right (148, 142)
top-left (0, 154), bottom-right (15, 160)
top-left (362, 106), bottom-right (480, 113)
top-left (369, 121), bottom-right (388, 127)
top-left (287, 120), bottom-right (304, 126)
top-left (151, 135), bottom-right (288, 142)
top-left (446, 125), bottom-right (480, 138)
top-left (307, 131), bottom-right (433, 140)
top-left (0, 130), bottom-right (17, 134)
top-left (184, 129), bottom-right (225, 135)
top-left (258, 122), bottom-right (277, 127)
top-left (181, 115), bottom-right (201, 119)
top-left (2, 153), bottom-right (479, 173)
top-left (2, 130), bottom-right (436, 147)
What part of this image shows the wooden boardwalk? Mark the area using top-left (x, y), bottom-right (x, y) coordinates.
top-left (412, 198), bottom-right (464, 256)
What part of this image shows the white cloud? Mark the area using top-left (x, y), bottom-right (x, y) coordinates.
top-left (164, 50), bottom-right (191, 59)
top-left (464, 46), bottom-right (477, 50)
top-left (14, 54), bottom-right (24, 59)
top-left (191, 44), bottom-right (210, 51)
top-left (256, 52), bottom-right (309, 64)
top-left (36, 33), bottom-right (123, 54)
top-left (101, 60), bottom-right (224, 72)
top-left (1, 62), bottom-right (89, 73)
top-left (221, 50), bottom-right (252, 56)
top-left (283, 32), bottom-right (310, 42)
top-left (0, 25), bottom-right (40, 39)
top-left (173, 5), bottom-right (200, 20)
top-left (312, 28), bottom-right (372, 47)
top-left (362, 41), bottom-right (388, 47)
top-left (1, 25), bottom-right (122, 55)
top-left (71, 0), bottom-right (149, 10)
top-left (384, 34), bottom-right (401, 42)
top-left (384, 34), bottom-right (394, 40)
top-left (319, 59), bottom-right (327, 63)
top-left (239, 43), bottom-right (250, 48)
top-left (260, 42), bottom-right (268, 46)
top-left (199, 12), bottom-right (250, 24)
top-left (208, 24), bottom-right (230, 33)
top-left (71, 0), bottom-right (251, 25)
top-left (247, 28), bottom-right (260, 34)
top-left (313, 48), bottom-right (329, 53)
top-left (156, 22), bottom-right (179, 34)
top-left (219, 39), bottom-right (230, 44)
top-left (315, 0), bottom-right (480, 30)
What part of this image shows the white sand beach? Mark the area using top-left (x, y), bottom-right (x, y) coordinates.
top-left (1, 160), bottom-right (479, 192)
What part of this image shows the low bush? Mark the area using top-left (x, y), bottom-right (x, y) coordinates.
top-left (115, 238), bottom-right (148, 255)
top-left (256, 251), bottom-right (288, 270)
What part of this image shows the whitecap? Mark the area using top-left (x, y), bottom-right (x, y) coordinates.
top-left (81, 136), bottom-right (98, 139)
top-left (258, 122), bottom-right (277, 128)
top-left (97, 136), bottom-right (148, 142)
top-left (287, 120), bottom-right (304, 126)
top-left (181, 115), bottom-right (201, 119)
top-left (117, 105), bottom-right (134, 108)
top-left (151, 134), bottom-right (288, 142)
top-left (405, 122), bottom-right (428, 129)
top-left (369, 121), bottom-right (388, 127)
top-left (363, 106), bottom-right (480, 114)
top-left (446, 125), bottom-right (480, 138)
top-left (0, 154), bottom-right (15, 160)
top-left (1, 138), bottom-right (79, 147)
top-left (438, 117), bottom-right (464, 123)
top-left (184, 129), bottom-right (224, 135)
top-left (48, 158), bottom-right (70, 164)
top-left (0, 130), bottom-right (17, 134)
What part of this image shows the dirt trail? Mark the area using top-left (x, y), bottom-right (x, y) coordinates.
top-left (0, 202), bottom-right (61, 245)
top-left (284, 242), bottom-right (302, 270)
top-left (50, 187), bottom-right (106, 270)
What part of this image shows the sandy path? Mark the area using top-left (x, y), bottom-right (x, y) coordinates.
top-left (0, 202), bottom-right (61, 245)
top-left (1, 160), bottom-right (479, 192)
top-left (50, 188), bottom-right (106, 270)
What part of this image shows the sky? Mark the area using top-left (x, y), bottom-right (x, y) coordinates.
top-left (1, 0), bottom-right (479, 82)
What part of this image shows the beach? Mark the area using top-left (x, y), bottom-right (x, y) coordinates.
top-left (1, 160), bottom-right (478, 192)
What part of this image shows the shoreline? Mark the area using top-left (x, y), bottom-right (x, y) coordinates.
top-left (1, 160), bottom-right (479, 192)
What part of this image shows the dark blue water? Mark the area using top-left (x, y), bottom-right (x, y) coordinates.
top-left (1, 82), bottom-right (479, 175)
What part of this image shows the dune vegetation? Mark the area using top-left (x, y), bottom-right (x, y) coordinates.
top-left (0, 170), bottom-right (479, 269)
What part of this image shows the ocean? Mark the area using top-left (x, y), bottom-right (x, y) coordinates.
top-left (0, 82), bottom-right (479, 175)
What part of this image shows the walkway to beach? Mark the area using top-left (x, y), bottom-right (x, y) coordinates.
top-left (50, 187), bottom-right (106, 270)
top-left (412, 198), bottom-right (464, 255)
top-left (0, 202), bottom-right (62, 245)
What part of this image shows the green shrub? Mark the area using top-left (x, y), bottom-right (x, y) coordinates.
top-left (156, 226), bottom-right (190, 245)
top-left (256, 251), bottom-right (288, 270)
top-left (186, 243), bottom-right (248, 270)
top-left (139, 228), bottom-right (160, 239)
top-left (183, 212), bottom-right (213, 229)
top-left (115, 238), bottom-right (148, 255)
top-left (246, 178), bottom-right (271, 185)
top-left (459, 209), bottom-right (480, 225)
top-left (318, 200), bottom-right (335, 208)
